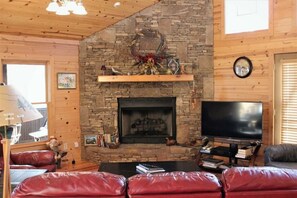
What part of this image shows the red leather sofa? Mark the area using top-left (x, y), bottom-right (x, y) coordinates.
top-left (0, 134), bottom-right (56, 172)
top-left (222, 167), bottom-right (297, 198)
top-left (128, 171), bottom-right (222, 198)
top-left (8, 150), bottom-right (57, 172)
top-left (11, 167), bottom-right (297, 198)
top-left (12, 172), bottom-right (127, 198)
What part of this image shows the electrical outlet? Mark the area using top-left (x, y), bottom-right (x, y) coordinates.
top-left (74, 142), bottom-right (79, 148)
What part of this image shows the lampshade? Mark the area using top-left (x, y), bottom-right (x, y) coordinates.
top-left (46, 0), bottom-right (87, 15)
top-left (66, 0), bottom-right (78, 11)
top-left (56, 4), bottom-right (71, 15)
top-left (73, 2), bottom-right (87, 15)
top-left (46, 0), bottom-right (59, 12)
top-left (0, 85), bottom-right (43, 127)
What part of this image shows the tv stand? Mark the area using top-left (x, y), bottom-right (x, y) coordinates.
top-left (210, 144), bottom-right (236, 163)
top-left (197, 140), bottom-right (261, 171)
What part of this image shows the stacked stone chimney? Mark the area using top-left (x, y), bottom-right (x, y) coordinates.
top-left (79, 0), bottom-right (214, 163)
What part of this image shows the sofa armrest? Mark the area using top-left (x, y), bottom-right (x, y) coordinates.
top-left (11, 150), bottom-right (55, 167)
top-left (264, 144), bottom-right (297, 165)
top-left (222, 167), bottom-right (297, 192)
top-left (12, 172), bottom-right (126, 198)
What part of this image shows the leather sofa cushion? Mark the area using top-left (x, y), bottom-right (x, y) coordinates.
top-left (222, 167), bottom-right (297, 192)
top-left (128, 171), bottom-right (222, 197)
top-left (10, 150), bottom-right (55, 166)
top-left (12, 172), bottom-right (126, 198)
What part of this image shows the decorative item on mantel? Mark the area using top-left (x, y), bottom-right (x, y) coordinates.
top-left (167, 58), bottom-right (180, 75)
top-left (130, 29), bottom-right (177, 75)
top-left (101, 65), bottom-right (107, 75)
top-left (111, 67), bottom-right (124, 75)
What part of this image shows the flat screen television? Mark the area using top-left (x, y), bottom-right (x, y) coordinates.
top-left (201, 101), bottom-right (263, 141)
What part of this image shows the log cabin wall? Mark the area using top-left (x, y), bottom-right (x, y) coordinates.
top-left (214, 0), bottom-right (297, 149)
top-left (2, 0), bottom-right (295, 165)
top-left (0, 34), bottom-right (81, 162)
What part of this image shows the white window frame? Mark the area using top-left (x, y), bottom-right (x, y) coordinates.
top-left (223, 0), bottom-right (272, 39)
top-left (3, 62), bottom-right (50, 144)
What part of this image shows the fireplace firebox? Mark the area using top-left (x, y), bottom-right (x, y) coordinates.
top-left (118, 97), bottom-right (176, 144)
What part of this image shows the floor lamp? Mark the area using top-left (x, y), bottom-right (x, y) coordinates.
top-left (0, 84), bottom-right (42, 198)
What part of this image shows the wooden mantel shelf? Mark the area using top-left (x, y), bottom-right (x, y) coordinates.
top-left (98, 74), bottom-right (194, 83)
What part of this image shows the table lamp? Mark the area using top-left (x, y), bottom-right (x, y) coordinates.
top-left (0, 83), bottom-right (43, 198)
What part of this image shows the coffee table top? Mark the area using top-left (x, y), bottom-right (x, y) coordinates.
top-left (99, 160), bottom-right (200, 178)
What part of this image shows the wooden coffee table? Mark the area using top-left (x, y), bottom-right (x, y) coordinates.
top-left (99, 160), bottom-right (200, 178)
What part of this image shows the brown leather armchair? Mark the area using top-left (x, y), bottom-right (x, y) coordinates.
top-left (0, 135), bottom-right (56, 172)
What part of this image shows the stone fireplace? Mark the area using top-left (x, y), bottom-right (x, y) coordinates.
top-left (79, 0), bottom-right (214, 163)
top-left (118, 97), bottom-right (176, 144)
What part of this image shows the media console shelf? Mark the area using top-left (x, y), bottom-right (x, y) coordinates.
top-left (97, 74), bottom-right (194, 83)
top-left (197, 139), bottom-right (261, 171)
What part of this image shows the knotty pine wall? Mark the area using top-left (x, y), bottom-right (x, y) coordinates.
top-left (214, 0), bottom-right (297, 147)
top-left (0, 34), bottom-right (82, 162)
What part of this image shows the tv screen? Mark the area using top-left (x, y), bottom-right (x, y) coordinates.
top-left (201, 101), bottom-right (263, 141)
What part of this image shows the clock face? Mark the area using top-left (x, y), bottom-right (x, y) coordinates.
top-left (233, 57), bottom-right (253, 78)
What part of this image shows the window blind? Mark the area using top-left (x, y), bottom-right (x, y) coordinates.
top-left (281, 62), bottom-right (297, 144)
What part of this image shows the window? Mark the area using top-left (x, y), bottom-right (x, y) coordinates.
top-left (275, 54), bottom-right (297, 144)
top-left (3, 64), bottom-right (48, 144)
top-left (224, 0), bottom-right (269, 34)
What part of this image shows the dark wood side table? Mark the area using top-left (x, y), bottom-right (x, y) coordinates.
top-left (99, 160), bottom-right (200, 178)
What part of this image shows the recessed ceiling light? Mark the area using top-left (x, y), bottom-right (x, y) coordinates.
top-left (114, 2), bottom-right (121, 8)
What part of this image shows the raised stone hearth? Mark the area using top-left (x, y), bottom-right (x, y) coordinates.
top-left (85, 144), bottom-right (198, 163)
top-left (79, 0), bottom-right (213, 163)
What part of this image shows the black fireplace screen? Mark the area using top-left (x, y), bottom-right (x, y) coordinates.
top-left (118, 97), bottom-right (176, 144)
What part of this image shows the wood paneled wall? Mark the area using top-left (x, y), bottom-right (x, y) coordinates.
top-left (214, 0), bottom-right (297, 146)
top-left (2, 0), bottom-right (296, 163)
top-left (0, 34), bottom-right (81, 162)
top-left (0, 0), bottom-right (158, 40)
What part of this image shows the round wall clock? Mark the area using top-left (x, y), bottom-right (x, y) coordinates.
top-left (233, 56), bottom-right (253, 78)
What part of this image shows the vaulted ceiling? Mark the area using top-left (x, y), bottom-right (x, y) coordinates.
top-left (0, 0), bottom-right (159, 40)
